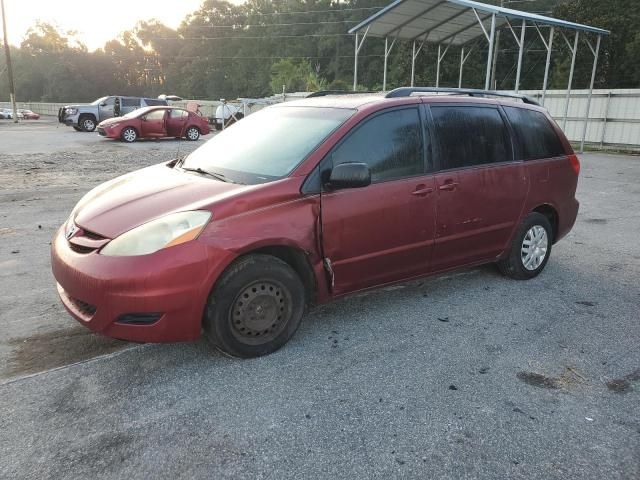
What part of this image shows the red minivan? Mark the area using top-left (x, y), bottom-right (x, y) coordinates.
top-left (51, 88), bottom-right (580, 357)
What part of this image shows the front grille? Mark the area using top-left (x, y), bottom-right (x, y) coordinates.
top-left (68, 243), bottom-right (96, 254)
top-left (69, 296), bottom-right (97, 317)
top-left (116, 313), bottom-right (162, 325)
top-left (82, 229), bottom-right (105, 240)
top-left (97, 127), bottom-right (106, 136)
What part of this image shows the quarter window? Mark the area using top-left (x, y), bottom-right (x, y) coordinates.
top-left (431, 106), bottom-right (512, 169)
top-left (504, 106), bottom-right (566, 160)
top-left (330, 108), bottom-right (424, 183)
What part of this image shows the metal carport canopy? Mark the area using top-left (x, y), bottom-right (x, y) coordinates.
top-left (348, 0), bottom-right (609, 46)
top-left (348, 0), bottom-right (609, 152)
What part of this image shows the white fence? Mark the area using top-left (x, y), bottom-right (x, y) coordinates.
top-left (516, 89), bottom-right (640, 149)
top-left (2, 89), bottom-right (639, 149)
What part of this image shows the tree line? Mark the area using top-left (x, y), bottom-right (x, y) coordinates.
top-left (1, 0), bottom-right (638, 103)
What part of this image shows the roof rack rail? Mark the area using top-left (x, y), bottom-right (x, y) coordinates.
top-left (385, 87), bottom-right (539, 106)
top-left (306, 90), bottom-right (378, 98)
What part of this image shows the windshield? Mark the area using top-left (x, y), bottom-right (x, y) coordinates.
top-left (183, 106), bottom-right (353, 184)
top-left (91, 96), bottom-right (108, 106)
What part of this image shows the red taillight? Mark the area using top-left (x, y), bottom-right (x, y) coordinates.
top-left (568, 154), bottom-right (580, 175)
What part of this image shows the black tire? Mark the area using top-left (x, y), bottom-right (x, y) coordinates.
top-left (185, 126), bottom-right (200, 141)
top-left (498, 212), bottom-right (553, 280)
top-left (203, 254), bottom-right (305, 358)
top-left (121, 127), bottom-right (137, 143)
top-left (79, 115), bottom-right (96, 132)
top-left (72, 126), bottom-right (82, 132)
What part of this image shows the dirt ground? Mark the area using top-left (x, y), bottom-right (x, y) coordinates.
top-left (0, 118), bottom-right (205, 377)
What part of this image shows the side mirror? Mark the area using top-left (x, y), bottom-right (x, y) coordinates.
top-left (99, 102), bottom-right (107, 107)
top-left (327, 162), bottom-right (371, 189)
top-left (141, 115), bottom-right (147, 122)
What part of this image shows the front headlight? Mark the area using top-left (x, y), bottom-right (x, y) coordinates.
top-left (100, 211), bottom-right (211, 257)
top-left (65, 108), bottom-right (78, 115)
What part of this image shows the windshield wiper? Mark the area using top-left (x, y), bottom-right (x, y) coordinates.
top-left (182, 166), bottom-right (229, 183)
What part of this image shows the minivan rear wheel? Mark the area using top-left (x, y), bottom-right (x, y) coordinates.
top-left (203, 254), bottom-right (305, 358)
top-left (498, 212), bottom-right (552, 280)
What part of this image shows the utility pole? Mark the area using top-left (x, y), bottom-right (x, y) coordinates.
top-left (1, 0), bottom-right (18, 123)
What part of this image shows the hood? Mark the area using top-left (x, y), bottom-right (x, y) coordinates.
top-left (73, 163), bottom-right (250, 238)
top-left (99, 117), bottom-right (126, 127)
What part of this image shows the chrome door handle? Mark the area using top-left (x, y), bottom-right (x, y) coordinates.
top-left (438, 182), bottom-right (458, 191)
top-left (412, 187), bottom-right (434, 196)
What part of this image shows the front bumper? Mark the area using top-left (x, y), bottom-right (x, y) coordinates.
top-left (59, 111), bottom-right (80, 126)
top-left (50, 226), bottom-right (232, 342)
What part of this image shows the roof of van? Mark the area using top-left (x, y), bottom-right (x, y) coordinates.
top-left (273, 91), bottom-right (538, 110)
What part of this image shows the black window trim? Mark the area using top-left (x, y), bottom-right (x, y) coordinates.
top-left (426, 102), bottom-right (520, 174)
top-left (501, 104), bottom-right (568, 162)
top-left (304, 105), bottom-right (429, 195)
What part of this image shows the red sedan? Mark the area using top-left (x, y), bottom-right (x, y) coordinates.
top-left (97, 106), bottom-right (210, 142)
top-left (19, 109), bottom-right (40, 120)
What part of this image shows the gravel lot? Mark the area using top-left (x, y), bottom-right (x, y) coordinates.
top-left (1, 119), bottom-right (639, 479)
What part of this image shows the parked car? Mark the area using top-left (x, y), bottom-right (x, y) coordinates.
top-left (51, 88), bottom-right (580, 358)
top-left (18, 109), bottom-right (40, 120)
top-left (58, 96), bottom-right (168, 132)
top-left (97, 106), bottom-right (210, 142)
top-left (1, 108), bottom-right (23, 119)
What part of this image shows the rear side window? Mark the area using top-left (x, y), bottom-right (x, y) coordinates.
top-left (331, 108), bottom-right (424, 183)
top-left (431, 106), bottom-right (512, 169)
top-left (144, 99), bottom-right (166, 106)
top-left (504, 106), bottom-right (566, 160)
top-left (169, 109), bottom-right (188, 118)
top-left (122, 97), bottom-right (140, 107)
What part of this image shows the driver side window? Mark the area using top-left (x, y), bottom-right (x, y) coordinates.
top-left (330, 108), bottom-right (425, 183)
top-left (145, 110), bottom-right (166, 121)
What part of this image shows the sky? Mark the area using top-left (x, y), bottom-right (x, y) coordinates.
top-left (2, 0), bottom-right (242, 51)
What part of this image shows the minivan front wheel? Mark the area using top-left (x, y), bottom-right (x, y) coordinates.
top-left (203, 254), bottom-right (305, 358)
top-left (498, 212), bottom-right (552, 280)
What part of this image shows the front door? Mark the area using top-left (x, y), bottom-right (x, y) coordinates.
top-left (140, 109), bottom-right (167, 137)
top-left (98, 97), bottom-right (115, 121)
top-left (428, 104), bottom-right (528, 271)
top-left (321, 106), bottom-right (437, 295)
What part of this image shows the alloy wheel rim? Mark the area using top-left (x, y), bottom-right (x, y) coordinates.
top-left (124, 129), bottom-right (136, 142)
top-left (230, 280), bottom-right (291, 345)
top-left (84, 119), bottom-right (95, 130)
top-left (521, 225), bottom-right (548, 271)
top-left (188, 128), bottom-right (198, 140)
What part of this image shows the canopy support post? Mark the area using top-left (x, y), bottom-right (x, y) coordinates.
top-left (484, 14), bottom-right (496, 91)
top-left (410, 33), bottom-right (428, 87)
top-left (436, 45), bottom-right (441, 87)
top-left (515, 20), bottom-right (526, 92)
top-left (352, 26), bottom-right (369, 91)
top-left (411, 41), bottom-right (417, 87)
top-left (458, 43), bottom-right (474, 88)
top-left (459, 46), bottom-right (465, 88)
top-left (534, 24), bottom-right (554, 106)
top-left (561, 30), bottom-right (579, 130)
top-left (580, 34), bottom-right (601, 153)
top-left (383, 35), bottom-right (397, 91)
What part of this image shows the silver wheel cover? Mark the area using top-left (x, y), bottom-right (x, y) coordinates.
top-left (521, 225), bottom-right (548, 271)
